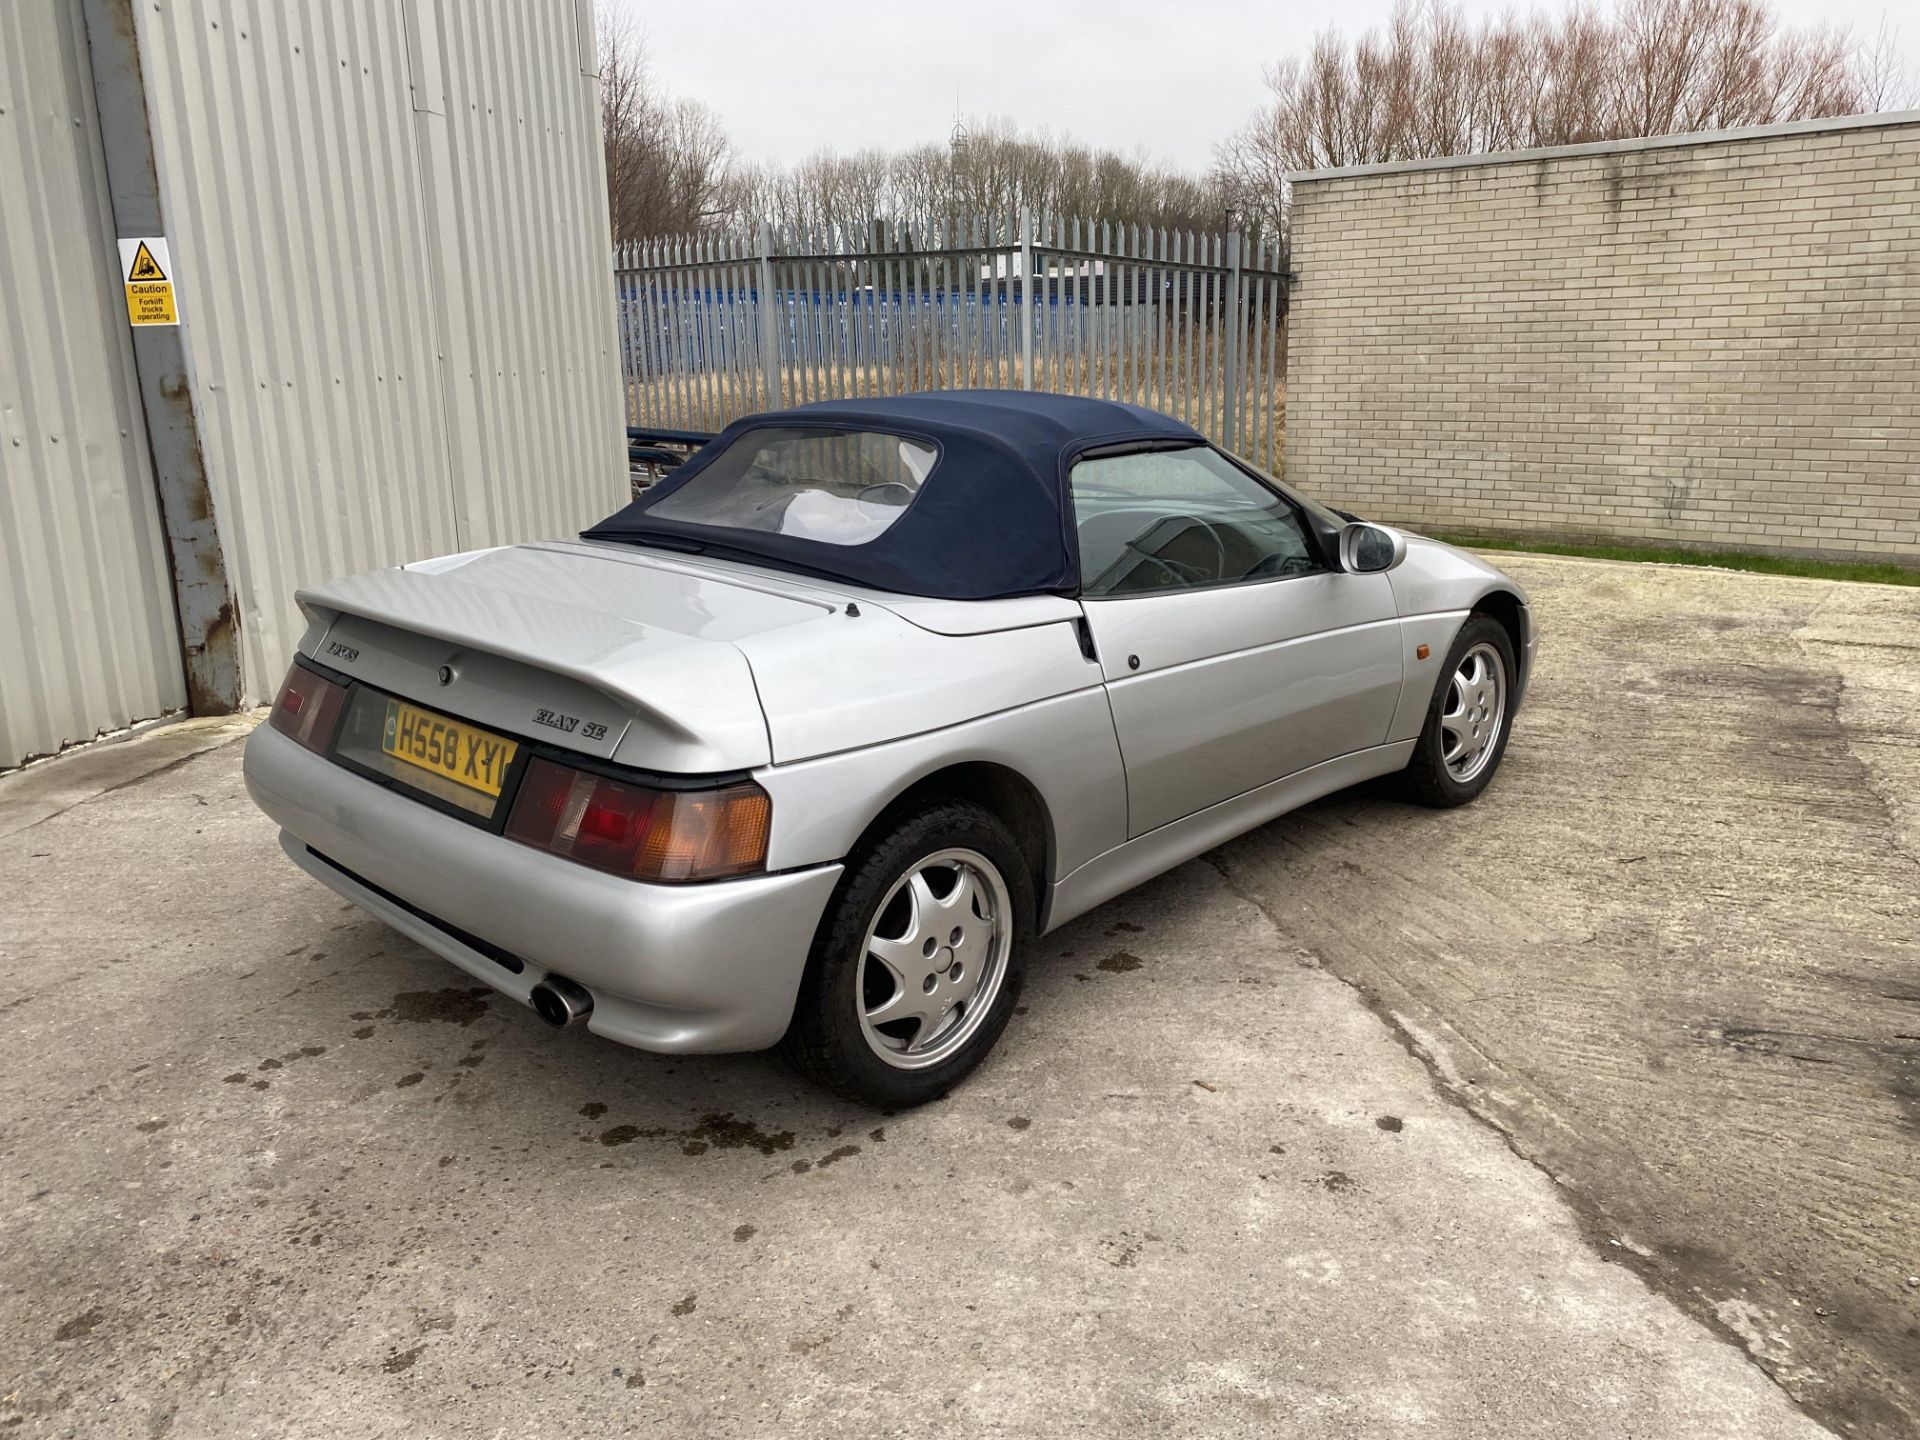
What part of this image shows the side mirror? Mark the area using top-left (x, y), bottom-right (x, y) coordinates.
top-left (1339, 522), bottom-right (1407, 574)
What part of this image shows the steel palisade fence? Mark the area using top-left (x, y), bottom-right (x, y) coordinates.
top-left (613, 210), bottom-right (1290, 473)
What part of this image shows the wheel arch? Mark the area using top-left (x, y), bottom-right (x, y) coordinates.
top-left (1467, 587), bottom-right (1531, 702)
top-left (855, 761), bottom-right (1056, 929)
top-left (1469, 588), bottom-right (1525, 661)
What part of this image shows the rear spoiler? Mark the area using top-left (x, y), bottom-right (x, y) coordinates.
top-left (297, 560), bottom-right (781, 772)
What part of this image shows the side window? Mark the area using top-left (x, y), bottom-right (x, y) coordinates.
top-left (1069, 447), bottom-right (1323, 597)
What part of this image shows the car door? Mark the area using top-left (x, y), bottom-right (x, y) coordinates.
top-left (1072, 445), bottom-right (1403, 838)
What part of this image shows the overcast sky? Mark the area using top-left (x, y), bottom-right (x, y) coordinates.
top-left (608, 0), bottom-right (1913, 173)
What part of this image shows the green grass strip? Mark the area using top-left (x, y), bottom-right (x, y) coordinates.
top-left (1424, 532), bottom-right (1919, 587)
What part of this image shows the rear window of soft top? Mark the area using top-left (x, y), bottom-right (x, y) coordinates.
top-left (643, 427), bottom-right (937, 546)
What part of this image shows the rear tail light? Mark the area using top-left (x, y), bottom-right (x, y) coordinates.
top-left (269, 663), bottom-right (348, 753)
top-left (505, 757), bottom-right (770, 883)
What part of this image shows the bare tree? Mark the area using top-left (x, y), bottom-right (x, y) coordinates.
top-left (1217, 0), bottom-right (1917, 235)
top-left (1854, 19), bottom-right (1920, 113)
top-left (717, 118), bottom-right (1231, 240)
top-left (599, 16), bottom-right (734, 242)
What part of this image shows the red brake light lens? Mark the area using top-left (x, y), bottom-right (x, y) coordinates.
top-left (269, 664), bottom-right (348, 753)
top-left (505, 757), bottom-right (770, 883)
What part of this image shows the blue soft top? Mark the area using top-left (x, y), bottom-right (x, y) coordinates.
top-left (583, 390), bottom-right (1202, 600)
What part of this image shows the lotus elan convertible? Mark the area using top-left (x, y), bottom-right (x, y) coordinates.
top-left (244, 391), bottom-right (1537, 1106)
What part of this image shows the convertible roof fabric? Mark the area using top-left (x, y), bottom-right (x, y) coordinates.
top-left (582, 390), bottom-right (1203, 600)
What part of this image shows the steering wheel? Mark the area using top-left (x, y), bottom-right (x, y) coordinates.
top-left (857, 481), bottom-right (915, 507)
top-left (1120, 541), bottom-right (1211, 588)
top-left (1124, 519), bottom-right (1231, 587)
top-left (1182, 519), bottom-right (1231, 580)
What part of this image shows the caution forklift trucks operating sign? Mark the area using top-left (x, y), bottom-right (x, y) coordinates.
top-left (118, 237), bottom-right (178, 326)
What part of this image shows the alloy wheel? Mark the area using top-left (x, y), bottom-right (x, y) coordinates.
top-left (1440, 641), bottom-right (1508, 783)
top-left (857, 848), bottom-right (1012, 1071)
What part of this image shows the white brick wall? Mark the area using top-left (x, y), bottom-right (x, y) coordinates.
top-left (1284, 115), bottom-right (1920, 563)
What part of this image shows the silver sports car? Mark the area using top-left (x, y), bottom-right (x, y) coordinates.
top-left (245, 391), bottom-right (1537, 1106)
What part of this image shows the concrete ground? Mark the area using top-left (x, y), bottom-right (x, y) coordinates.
top-left (1213, 555), bottom-right (1920, 1438)
top-left (0, 555), bottom-right (1912, 1438)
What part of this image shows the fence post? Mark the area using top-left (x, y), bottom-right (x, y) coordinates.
top-left (1019, 208), bottom-right (1034, 391)
top-left (755, 220), bottom-right (783, 410)
top-left (1222, 230), bottom-right (1242, 452)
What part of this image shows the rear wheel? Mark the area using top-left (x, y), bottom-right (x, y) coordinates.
top-left (783, 800), bottom-right (1032, 1107)
top-left (1399, 616), bottom-right (1516, 808)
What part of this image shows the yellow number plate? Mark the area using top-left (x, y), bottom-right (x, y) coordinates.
top-left (380, 699), bottom-right (519, 797)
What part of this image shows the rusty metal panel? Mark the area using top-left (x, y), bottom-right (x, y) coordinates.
top-left (129, 0), bottom-right (624, 703)
top-left (0, 0), bottom-right (187, 769)
top-left (81, 0), bottom-right (243, 719)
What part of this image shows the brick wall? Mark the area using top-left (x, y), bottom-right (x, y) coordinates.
top-left (1284, 114), bottom-right (1920, 564)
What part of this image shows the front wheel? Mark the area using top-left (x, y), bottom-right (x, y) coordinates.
top-left (782, 800), bottom-right (1032, 1107)
top-left (1398, 616), bottom-right (1516, 808)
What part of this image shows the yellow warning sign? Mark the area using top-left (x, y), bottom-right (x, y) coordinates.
top-left (128, 241), bottom-right (167, 281)
top-left (118, 236), bottom-right (178, 326)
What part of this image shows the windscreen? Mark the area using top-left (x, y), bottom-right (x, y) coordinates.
top-left (642, 427), bottom-right (937, 547)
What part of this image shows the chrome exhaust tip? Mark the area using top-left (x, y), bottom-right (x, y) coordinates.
top-left (529, 974), bottom-right (593, 1028)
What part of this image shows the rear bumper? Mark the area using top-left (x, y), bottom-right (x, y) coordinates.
top-left (244, 723), bottom-right (841, 1053)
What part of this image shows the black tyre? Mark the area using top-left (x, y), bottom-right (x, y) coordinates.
top-left (1398, 615), bottom-right (1517, 808)
top-left (782, 799), bottom-right (1033, 1108)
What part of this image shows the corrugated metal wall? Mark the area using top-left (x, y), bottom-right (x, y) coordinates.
top-left (132, 0), bottom-right (624, 701)
top-left (424, 0), bottom-right (626, 550)
top-left (0, 1), bottom-right (187, 769)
